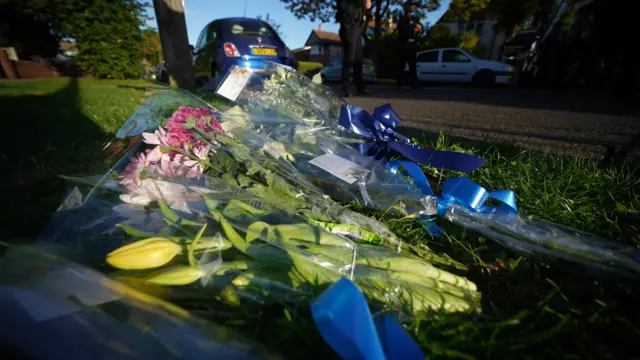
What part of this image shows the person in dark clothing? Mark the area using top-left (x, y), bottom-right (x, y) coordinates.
top-left (396, 1), bottom-right (422, 88)
top-left (336, 0), bottom-right (372, 97)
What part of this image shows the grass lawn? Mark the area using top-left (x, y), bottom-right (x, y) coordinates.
top-left (2, 78), bottom-right (640, 359)
top-left (0, 78), bottom-right (164, 239)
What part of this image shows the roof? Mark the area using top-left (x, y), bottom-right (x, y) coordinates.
top-left (305, 29), bottom-right (341, 46)
top-left (291, 46), bottom-right (311, 54)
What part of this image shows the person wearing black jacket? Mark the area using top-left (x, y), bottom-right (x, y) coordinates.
top-left (336, 0), bottom-right (372, 97)
top-left (396, 1), bottom-right (422, 88)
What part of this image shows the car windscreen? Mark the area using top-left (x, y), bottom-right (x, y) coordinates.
top-left (225, 21), bottom-right (278, 39)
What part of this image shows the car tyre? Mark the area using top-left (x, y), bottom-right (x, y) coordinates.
top-left (472, 69), bottom-right (496, 87)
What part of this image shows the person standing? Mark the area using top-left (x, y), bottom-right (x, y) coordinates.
top-left (396, 1), bottom-right (422, 88)
top-left (336, 0), bottom-right (372, 97)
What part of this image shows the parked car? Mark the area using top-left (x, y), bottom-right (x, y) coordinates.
top-left (411, 48), bottom-right (516, 86)
top-left (192, 17), bottom-right (297, 86)
top-left (319, 56), bottom-right (376, 83)
top-left (154, 61), bottom-right (168, 83)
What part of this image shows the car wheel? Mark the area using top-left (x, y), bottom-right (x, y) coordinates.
top-left (472, 70), bottom-right (496, 87)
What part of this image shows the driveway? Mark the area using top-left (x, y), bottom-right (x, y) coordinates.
top-left (345, 86), bottom-right (640, 159)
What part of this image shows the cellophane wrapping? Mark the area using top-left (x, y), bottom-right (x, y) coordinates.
top-left (214, 65), bottom-right (432, 216)
top-left (35, 88), bottom-right (481, 326)
top-left (0, 244), bottom-right (277, 359)
top-left (214, 63), bottom-right (640, 278)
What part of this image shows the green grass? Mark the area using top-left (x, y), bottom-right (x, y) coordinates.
top-left (2, 78), bottom-right (640, 359)
top-left (298, 61), bottom-right (324, 77)
top-left (0, 78), bottom-right (165, 238)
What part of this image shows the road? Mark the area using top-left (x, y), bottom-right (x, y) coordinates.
top-left (344, 86), bottom-right (640, 159)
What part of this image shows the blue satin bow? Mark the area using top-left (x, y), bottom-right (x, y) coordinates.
top-left (387, 160), bottom-right (517, 234)
top-left (339, 104), bottom-right (487, 174)
top-left (311, 277), bottom-right (424, 360)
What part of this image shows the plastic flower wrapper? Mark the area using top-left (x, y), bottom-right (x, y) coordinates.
top-left (213, 65), bottom-right (640, 278)
top-left (214, 67), bottom-right (439, 216)
top-left (93, 86), bottom-right (407, 249)
top-left (39, 167), bottom-right (481, 317)
top-left (0, 244), bottom-right (278, 360)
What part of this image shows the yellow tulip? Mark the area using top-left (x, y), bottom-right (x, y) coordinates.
top-left (145, 266), bottom-right (205, 286)
top-left (106, 238), bottom-right (182, 270)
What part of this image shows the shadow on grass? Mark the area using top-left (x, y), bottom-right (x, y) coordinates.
top-left (0, 77), bottom-right (108, 240)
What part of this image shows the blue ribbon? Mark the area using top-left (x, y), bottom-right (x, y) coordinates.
top-left (387, 160), bottom-right (517, 235)
top-left (311, 277), bottom-right (424, 360)
top-left (339, 104), bottom-right (487, 174)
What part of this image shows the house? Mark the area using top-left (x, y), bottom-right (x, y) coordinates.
top-left (304, 28), bottom-right (342, 64)
top-left (291, 46), bottom-right (311, 62)
top-left (59, 40), bottom-right (78, 58)
top-left (437, 8), bottom-right (506, 60)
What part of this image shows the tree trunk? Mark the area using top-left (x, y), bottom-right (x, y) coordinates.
top-left (152, 0), bottom-right (195, 91)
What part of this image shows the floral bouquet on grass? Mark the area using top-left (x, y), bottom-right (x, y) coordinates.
top-left (212, 64), bottom-right (640, 278)
top-left (38, 89), bottom-right (482, 319)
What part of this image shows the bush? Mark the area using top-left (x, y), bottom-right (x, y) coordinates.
top-left (298, 61), bottom-right (324, 78)
top-left (63, 0), bottom-right (146, 79)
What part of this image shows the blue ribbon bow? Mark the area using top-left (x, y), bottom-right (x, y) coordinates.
top-left (339, 104), bottom-right (487, 174)
top-left (311, 277), bottom-right (424, 360)
top-left (387, 160), bottom-right (518, 235)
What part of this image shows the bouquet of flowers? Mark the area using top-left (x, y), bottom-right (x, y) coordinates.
top-left (212, 64), bottom-right (640, 278)
top-left (38, 89), bottom-right (482, 319)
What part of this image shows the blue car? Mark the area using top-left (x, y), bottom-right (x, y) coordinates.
top-left (192, 17), bottom-right (297, 86)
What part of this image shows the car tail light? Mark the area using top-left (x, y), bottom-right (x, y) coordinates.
top-left (224, 43), bottom-right (240, 57)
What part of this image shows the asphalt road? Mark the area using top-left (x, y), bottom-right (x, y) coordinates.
top-left (344, 85), bottom-right (640, 159)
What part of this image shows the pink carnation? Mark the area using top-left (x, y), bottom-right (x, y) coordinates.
top-left (165, 128), bottom-right (194, 148)
top-left (167, 106), bottom-right (224, 134)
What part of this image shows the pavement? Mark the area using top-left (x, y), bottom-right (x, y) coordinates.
top-left (343, 85), bottom-right (640, 159)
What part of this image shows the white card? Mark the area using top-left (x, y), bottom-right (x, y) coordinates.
top-left (216, 66), bottom-right (251, 101)
top-left (309, 153), bottom-right (369, 184)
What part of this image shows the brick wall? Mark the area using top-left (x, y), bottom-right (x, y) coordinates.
top-left (14, 60), bottom-right (59, 79)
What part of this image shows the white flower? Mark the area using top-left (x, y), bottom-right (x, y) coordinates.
top-left (119, 178), bottom-right (206, 213)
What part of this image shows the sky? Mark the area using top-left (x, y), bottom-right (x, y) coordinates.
top-left (147, 0), bottom-right (451, 50)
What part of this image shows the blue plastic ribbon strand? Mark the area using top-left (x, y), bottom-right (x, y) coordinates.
top-left (311, 277), bottom-right (423, 360)
top-left (339, 104), bottom-right (487, 174)
top-left (385, 161), bottom-right (517, 235)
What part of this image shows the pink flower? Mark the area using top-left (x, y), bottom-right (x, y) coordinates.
top-left (192, 143), bottom-right (211, 160)
top-left (156, 153), bottom-right (203, 179)
top-left (166, 106), bottom-right (224, 134)
top-left (120, 152), bottom-right (148, 191)
top-left (165, 128), bottom-right (193, 148)
top-left (142, 126), bottom-right (167, 146)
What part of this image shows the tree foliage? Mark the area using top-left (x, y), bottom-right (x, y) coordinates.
top-left (0, 0), bottom-right (147, 79)
top-left (142, 29), bottom-right (163, 66)
top-left (257, 13), bottom-right (283, 37)
top-left (488, 0), bottom-right (555, 36)
top-left (447, 0), bottom-right (490, 23)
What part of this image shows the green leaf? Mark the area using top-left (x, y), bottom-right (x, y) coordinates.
top-left (158, 200), bottom-right (179, 223)
top-left (616, 203), bottom-right (629, 213)
top-left (115, 224), bottom-right (155, 238)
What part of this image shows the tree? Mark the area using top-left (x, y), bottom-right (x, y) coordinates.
top-left (63, 0), bottom-right (147, 79)
top-left (447, 0), bottom-right (490, 40)
top-left (279, 0), bottom-right (441, 70)
top-left (0, 0), bottom-right (148, 79)
top-left (141, 29), bottom-right (163, 66)
top-left (257, 13), bottom-right (283, 37)
top-left (488, 0), bottom-right (555, 39)
top-left (152, 0), bottom-right (196, 91)
top-left (0, 2), bottom-right (61, 59)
